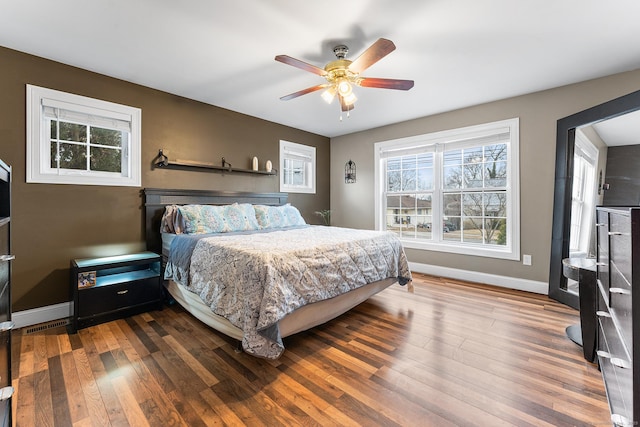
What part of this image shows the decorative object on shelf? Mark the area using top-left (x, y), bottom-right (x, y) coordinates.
top-left (265, 160), bottom-right (273, 173)
top-left (345, 160), bottom-right (356, 183)
top-left (252, 156), bottom-right (258, 171)
top-left (315, 209), bottom-right (331, 226)
top-left (153, 149), bottom-right (276, 176)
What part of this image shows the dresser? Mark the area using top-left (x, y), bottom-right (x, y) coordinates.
top-left (596, 206), bottom-right (639, 427)
top-left (0, 159), bottom-right (13, 426)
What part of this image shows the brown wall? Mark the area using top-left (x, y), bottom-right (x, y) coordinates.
top-left (0, 46), bottom-right (330, 312)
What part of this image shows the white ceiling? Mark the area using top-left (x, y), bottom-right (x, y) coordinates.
top-left (592, 110), bottom-right (640, 147)
top-left (2, 1), bottom-right (640, 138)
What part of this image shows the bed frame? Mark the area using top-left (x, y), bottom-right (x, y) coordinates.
top-left (143, 188), bottom-right (397, 344)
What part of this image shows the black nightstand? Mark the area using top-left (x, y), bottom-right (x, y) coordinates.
top-left (70, 252), bottom-right (162, 333)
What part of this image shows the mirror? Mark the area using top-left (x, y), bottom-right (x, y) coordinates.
top-left (549, 89), bottom-right (640, 309)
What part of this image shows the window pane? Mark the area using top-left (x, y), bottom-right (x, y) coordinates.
top-left (486, 161), bottom-right (507, 187)
top-left (443, 193), bottom-right (461, 216)
top-left (387, 157), bottom-right (401, 171)
top-left (463, 164), bottom-right (484, 188)
top-left (59, 121), bottom-right (87, 142)
top-left (417, 153), bottom-right (432, 168)
top-left (464, 147), bottom-right (484, 164)
top-left (484, 192), bottom-right (506, 217)
top-left (485, 218), bottom-right (507, 245)
top-left (443, 149), bottom-right (461, 166)
top-left (91, 146), bottom-right (121, 172)
top-left (91, 127), bottom-right (122, 147)
top-left (486, 144), bottom-right (507, 161)
top-left (53, 142), bottom-right (86, 170)
top-left (416, 215), bottom-right (432, 239)
top-left (284, 158), bottom-right (305, 186)
top-left (401, 156), bottom-right (416, 169)
top-left (462, 219), bottom-right (483, 243)
top-left (402, 169), bottom-right (416, 191)
top-left (416, 194), bottom-right (432, 215)
top-left (387, 170), bottom-right (401, 192)
top-left (50, 120), bottom-right (57, 139)
top-left (387, 195), bottom-right (401, 209)
top-left (462, 193), bottom-right (483, 217)
top-left (417, 168), bottom-right (433, 190)
top-left (443, 165), bottom-right (462, 189)
top-left (386, 214), bottom-right (401, 234)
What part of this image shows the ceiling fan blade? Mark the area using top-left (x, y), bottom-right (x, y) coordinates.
top-left (280, 84), bottom-right (329, 101)
top-left (339, 96), bottom-right (355, 112)
top-left (275, 55), bottom-right (327, 76)
top-left (359, 77), bottom-right (414, 90)
top-left (348, 38), bottom-right (396, 74)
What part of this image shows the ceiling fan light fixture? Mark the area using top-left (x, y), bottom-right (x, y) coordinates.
top-left (321, 86), bottom-right (337, 104)
top-left (337, 79), bottom-right (352, 97)
top-left (342, 91), bottom-right (357, 106)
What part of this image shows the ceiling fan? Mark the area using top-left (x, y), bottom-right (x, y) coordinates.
top-left (275, 38), bottom-right (414, 113)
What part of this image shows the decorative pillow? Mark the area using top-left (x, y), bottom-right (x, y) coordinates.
top-left (223, 203), bottom-right (261, 232)
top-left (160, 205), bottom-right (181, 234)
top-left (254, 204), bottom-right (306, 229)
top-left (176, 204), bottom-right (227, 234)
top-left (175, 203), bottom-right (260, 234)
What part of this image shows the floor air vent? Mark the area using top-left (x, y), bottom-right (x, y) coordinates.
top-left (23, 318), bottom-right (70, 335)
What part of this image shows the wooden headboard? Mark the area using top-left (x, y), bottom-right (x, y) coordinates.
top-left (143, 188), bottom-right (288, 255)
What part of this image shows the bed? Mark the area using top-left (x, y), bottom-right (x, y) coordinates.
top-left (144, 188), bottom-right (412, 359)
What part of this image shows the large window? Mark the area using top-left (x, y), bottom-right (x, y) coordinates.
top-left (279, 140), bottom-right (316, 194)
top-left (375, 118), bottom-right (520, 259)
top-left (27, 85), bottom-right (142, 187)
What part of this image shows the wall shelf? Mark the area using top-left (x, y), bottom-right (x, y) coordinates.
top-left (154, 149), bottom-right (276, 176)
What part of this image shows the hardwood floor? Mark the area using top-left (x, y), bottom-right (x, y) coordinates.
top-left (11, 273), bottom-right (610, 426)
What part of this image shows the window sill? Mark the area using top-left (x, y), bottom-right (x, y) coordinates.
top-left (399, 238), bottom-right (519, 260)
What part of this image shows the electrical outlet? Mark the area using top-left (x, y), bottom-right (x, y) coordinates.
top-left (523, 254), bottom-right (532, 266)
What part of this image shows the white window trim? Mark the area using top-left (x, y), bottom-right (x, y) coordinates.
top-left (26, 84), bottom-right (142, 187)
top-left (374, 118), bottom-right (520, 260)
top-left (279, 140), bottom-right (316, 194)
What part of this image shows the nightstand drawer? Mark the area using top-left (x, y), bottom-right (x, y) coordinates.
top-left (78, 278), bottom-right (161, 318)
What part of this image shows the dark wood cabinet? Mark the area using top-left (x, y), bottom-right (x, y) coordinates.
top-left (70, 252), bottom-right (162, 332)
top-left (596, 206), bottom-right (639, 426)
top-left (0, 159), bottom-right (13, 427)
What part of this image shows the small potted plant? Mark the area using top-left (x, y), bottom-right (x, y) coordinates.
top-left (315, 209), bottom-right (331, 226)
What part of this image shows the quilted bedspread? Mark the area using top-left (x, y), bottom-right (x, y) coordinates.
top-left (165, 226), bottom-right (412, 359)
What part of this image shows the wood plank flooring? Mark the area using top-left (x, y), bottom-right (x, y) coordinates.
top-left (11, 273), bottom-right (611, 426)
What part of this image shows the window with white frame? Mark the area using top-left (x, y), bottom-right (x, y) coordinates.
top-left (569, 130), bottom-right (598, 257)
top-left (279, 140), bottom-right (316, 194)
top-left (375, 118), bottom-right (520, 260)
top-left (26, 84), bottom-right (142, 187)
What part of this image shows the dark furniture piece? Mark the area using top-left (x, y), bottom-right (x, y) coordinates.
top-left (0, 159), bottom-right (13, 426)
top-left (70, 252), bottom-right (162, 333)
top-left (562, 257), bottom-right (597, 362)
top-left (596, 206), bottom-right (639, 427)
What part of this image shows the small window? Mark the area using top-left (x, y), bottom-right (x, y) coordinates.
top-left (26, 84), bottom-right (142, 187)
top-left (279, 140), bottom-right (316, 194)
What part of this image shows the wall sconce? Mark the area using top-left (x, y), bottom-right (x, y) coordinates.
top-left (345, 160), bottom-right (356, 183)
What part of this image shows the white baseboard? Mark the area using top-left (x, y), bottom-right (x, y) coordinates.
top-left (408, 262), bottom-right (549, 295)
top-left (12, 301), bottom-right (72, 329)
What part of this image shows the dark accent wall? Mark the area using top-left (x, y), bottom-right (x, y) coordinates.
top-left (603, 145), bottom-right (640, 205)
top-left (0, 46), bottom-right (330, 312)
